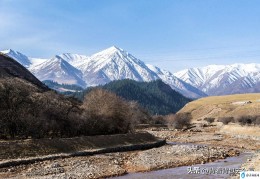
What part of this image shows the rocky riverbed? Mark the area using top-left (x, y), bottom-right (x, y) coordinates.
top-left (1, 124), bottom-right (259, 179)
top-left (146, 125), bottom-right (260, 150)
top-left (0, 143), bottom-right (239, 179)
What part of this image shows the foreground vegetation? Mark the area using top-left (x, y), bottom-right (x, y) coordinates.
top-left (0, 78), bottom-right (150, 139)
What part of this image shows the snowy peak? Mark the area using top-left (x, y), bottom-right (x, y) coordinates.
top-left (175, 63), bottom-right (260, 95)
top-left (147, 64), bottom-right (207, 98)
top-left (0, 49), bottom-right (32, 68)
top-left (1, 46), bottom-right (207, 98)
top-left (90, 46), bottom-right (143, 66)
top-left (57, 53), bottom-right (89, 67)
top-left (30, 56), bottom-right (86, 87)
top-left (93, 46), bottom-right (125, 56)
top-left (77, 46), bottom-right (160, 86)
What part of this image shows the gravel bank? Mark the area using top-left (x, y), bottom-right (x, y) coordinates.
top-left (0, 144), bottom-right (239, 179)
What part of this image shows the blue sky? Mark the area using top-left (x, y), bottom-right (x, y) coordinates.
top-left (0, 0), bottom-right (260, 72)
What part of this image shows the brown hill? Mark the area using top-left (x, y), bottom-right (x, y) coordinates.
top-left (179, 93), bottom-right (260, 121)
top-left (0, 53), bottom-right (48, 90)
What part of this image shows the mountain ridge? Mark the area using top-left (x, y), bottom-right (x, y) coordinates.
top-left (0, 52), bottom-right (49, 90)
top-left (174, 63), bottom-right (260, 95)
top-left (1, 46), bottom-right (206, 98)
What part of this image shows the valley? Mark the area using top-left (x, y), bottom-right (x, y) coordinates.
top-left (1, 120), bottom-right (259, 178)
top-left (1, 1), bottom-right (260, 178)
top-left (0, 50), bottom-right (260, 179)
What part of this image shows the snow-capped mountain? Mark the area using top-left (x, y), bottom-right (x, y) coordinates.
top-left (57, 53), bottom-right (89, 67)
top-left (75, 46), bottom-right (206, 98)
top-left (1, 46), bottom-right (207, 98)
top-left (1, 49), bottom-right (32, 68)
top-left (174, 63), bottom-right (260, 95)
top-left (77, 46), bottom-right (159, 85)
top-left (29, 55), bottom-right (86, 87)
top-left (0, 49), bottom-right (48, 67)
top-left (147, 65), bottom-right (207, 98)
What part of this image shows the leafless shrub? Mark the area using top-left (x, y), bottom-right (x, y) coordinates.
top-left (150, 115), bottom-right (167, 125)
top-left (236, 115), bottom-right (260, 126)
top-left (168, 112), bottom-right (192, 129)
top-left (204, 117), bottom-right (215, 124)
top-left (218, 117), bottom-right (234, 125)
top-left (0, 79), bottom-right (149, 139)
top-left (255, 116), bottom-right (260, 125)
top-left (82, 89), bottom-right (136, 135)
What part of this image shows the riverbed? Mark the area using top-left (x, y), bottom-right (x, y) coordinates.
top-left (113, 152), bottom-right (252, 179)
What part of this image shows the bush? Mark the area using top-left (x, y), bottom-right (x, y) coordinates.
top-left (82, 88), bottom-right (137, 135)
top-left (255, 116), bottom-right (260, 125)
top-left (218, 117), bottom-right (234, 125)
top-left (165, 114), bottom-right (175, 127)
top-left (236, 115), bottom-right (252, 126)
top-left (169, 112), bottom-right (192, 129)
top-left (236, 115), bottom-right (260, 126)
top-left (0, 79), bottom-right (149, 139)
top-left (151, 115), bottom-right (167, 125)
top-left (204, 118), bottom-right (215, 124)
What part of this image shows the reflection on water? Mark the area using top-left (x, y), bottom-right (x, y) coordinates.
top-left (112, 152), bottom-right (252, 179)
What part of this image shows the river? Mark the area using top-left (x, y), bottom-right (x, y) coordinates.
top-left (112, 143), bottom-right (252, 179)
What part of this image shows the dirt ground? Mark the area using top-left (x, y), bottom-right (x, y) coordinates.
top-left (0, 123), bottom-right (259, 179)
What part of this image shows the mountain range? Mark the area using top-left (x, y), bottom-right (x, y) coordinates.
top-left (1, 47), bottom-right (259, 97)
top-left (0, 47), bottom-right (207, 98)
top-left (174, 63), bottom-right (260, 95)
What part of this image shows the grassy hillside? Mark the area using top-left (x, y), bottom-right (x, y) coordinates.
top-left (77, 79), bottom-right (191, 115)
top-left (179, 93), bottom-right (260, 120)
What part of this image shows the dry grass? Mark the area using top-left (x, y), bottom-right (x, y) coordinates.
top-left (220, 124), bottom-right (260, 137)
top-left (179, 93), bottom-right (260, 120)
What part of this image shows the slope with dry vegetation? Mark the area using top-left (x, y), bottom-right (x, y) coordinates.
top-left (179, 93), bottom-right (260, 121)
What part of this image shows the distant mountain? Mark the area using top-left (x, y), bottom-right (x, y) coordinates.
top-left (79, 79), bottom-right (191, 115)
top-left (57, 53), bottom-right (89, 67)
top-left (1, 49), bottom-right (32, 68)
top-left (0, 52), bottom-right (48, 90)
top-left (1, 47), bottom-right (206, 98)
top-left (29, 55), bottom-right (86, 87)
top-left (146, 64), bottom-right (207, 99)
top-left (174, 63), bottom-right (260, 95)
top-left (75, 46), bottom-right (206, 98)
top-left (77, 46), bottom-right (159, 85)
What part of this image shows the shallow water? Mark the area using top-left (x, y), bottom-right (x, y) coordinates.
top-left (112, 146), bottom-right (252, 179)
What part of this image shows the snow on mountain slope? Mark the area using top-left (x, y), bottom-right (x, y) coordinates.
top-left (1, 49), bottom-right (48, 67)
top-left (77, 46), bottom-right (160, 86)
top-left (146, 64), bottom-right (207, 98)
top-left (75, 46), bottom-right (206, 98)
top-left (29, 55), bottom-right (86, 87)
top-left (1, 49), bottom-right (32, 68)
top-left (30, 58), bottom-right (48, 66)
top-left (174, 63), bottom-right (260, 95)
top-left (1, 47), bottom-right (207, 98)
top-left (58, 53), bottom-right (89, 67)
